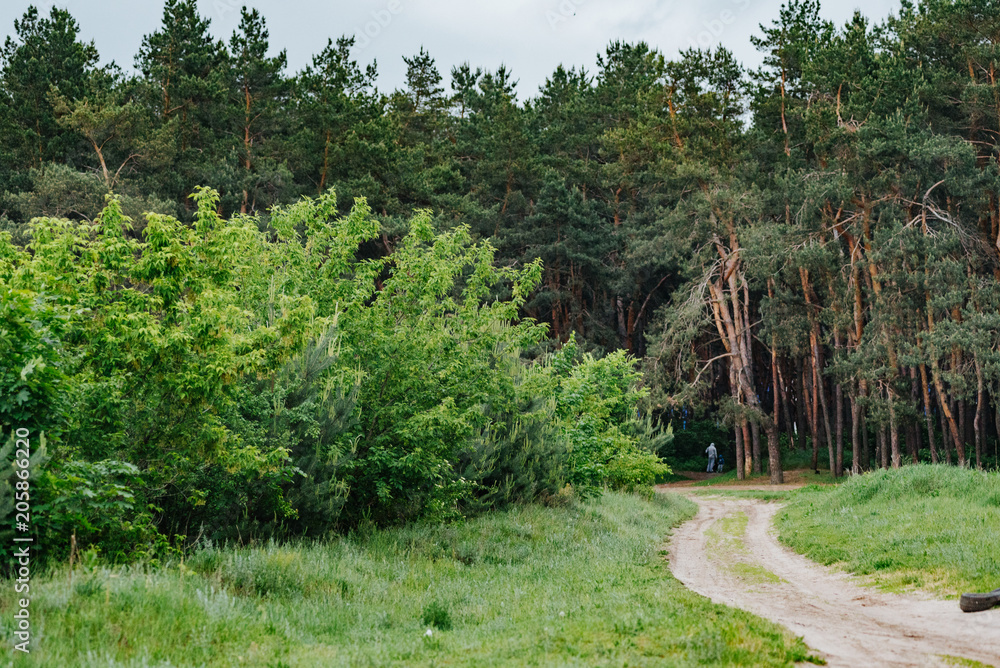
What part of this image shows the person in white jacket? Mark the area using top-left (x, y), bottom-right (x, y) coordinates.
top-left (706, 442), bottom-right (718, 473)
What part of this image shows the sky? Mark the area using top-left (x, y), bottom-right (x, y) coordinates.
top-left (2, 0), bottom-right (902, 99)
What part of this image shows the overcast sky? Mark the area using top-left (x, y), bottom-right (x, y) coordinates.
top-left (3, 0), bottom-right (902, 98)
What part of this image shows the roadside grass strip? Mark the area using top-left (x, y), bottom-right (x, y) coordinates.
top-left (705, 511), bottom-right (784, 587)
top-left (690, 489), bottom-right (794, 502)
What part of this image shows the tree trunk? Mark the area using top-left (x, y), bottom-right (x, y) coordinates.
top-left (742, 420), bottom-right (753, 478)
top-left (876, 427), bottom-right (886, 469)
top-left (926, 308), bottom-right (965, 464)
top-left (850, 388), bottom-right (861, 474)
top-left (777, 359), bottom-right (798, 451)
top-left (861, 408), bottom-right (870, 471)
top-left (616, 296), bottom-right (628, 347)
top-left (817, 357), bottom-right (835, 475)
top-left (878, 424), bottom-right (889, 469)
top-left (888, 388), bottom-right (901, 469)
top-left (706, 236), bottom-right (763, 480)
top-left (806, 356), bottom-right (820, 471)
top-left (833, 329), bottom-right (844, 477)
top-left (919, 363), bottom-right (938, 463)
top-left (735, 423), bottom-right (745, 481)
top-left (995, 387), bottom-right (1000, 465)
top-left (769, 341), bottom-right (784, 484)
top-left (708, 272), bottom-right (746, 480)
top-left (834, 383), bottom-right (844, 476)
top-left (90, 137), bottom-right (110, 188)
top-left (959, 398), bottom-right (967, 462)
top-left (974, 355), bottom-right (984, 469)
top-left (743, 281), bottom-right (761, 475)
top-left (938, 392), bottom-right (952, 465)
top-left (796, 356), bottom-right (808, 451)
top-left (751, 420), bottom-right (762, 475)
top-left (909, 367), bottom-right (921, 464)
top-left (801, 268), bottom-right (835, 476)
top-left (914, 415), bottom-right (923, 463)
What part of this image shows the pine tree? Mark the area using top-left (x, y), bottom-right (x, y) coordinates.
top-left (388, 48), bottom-right (462, 213)
top-left (226, 7), bottom-right (290, 214)
top-left (0, 6), bottom-right (98, 194)
top-left (135, 0), bottom-right (228, 208)
top-left (290, 37), bottom-right (390, 210)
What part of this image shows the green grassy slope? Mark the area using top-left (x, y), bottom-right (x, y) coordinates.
top-left (778, 465), bottom-right (1000, 596)
top-left (0, 492), bottom-right (812, 667)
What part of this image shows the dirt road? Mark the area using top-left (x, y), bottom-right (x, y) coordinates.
top-left (666, 493), bottom-right (1000, 667)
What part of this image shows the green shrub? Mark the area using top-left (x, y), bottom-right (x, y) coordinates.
top-left (0, 187), bottom-right (659, 561)
top-left (525, 335), bottom-right (671, 494)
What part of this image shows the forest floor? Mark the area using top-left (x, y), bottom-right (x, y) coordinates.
top-left (665, 469), bottom-right (837, 488)
top-left (664, 489), bottom-right (1000, 667)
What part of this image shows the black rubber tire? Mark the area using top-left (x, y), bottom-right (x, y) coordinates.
top-left (959, 588), bottom-right (1000, 613)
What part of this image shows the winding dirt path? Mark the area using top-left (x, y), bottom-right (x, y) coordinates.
top-left (666, 493), bottom-right (1000, 667)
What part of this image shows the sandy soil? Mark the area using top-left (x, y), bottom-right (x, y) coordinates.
top-left (666, 493), bottom-right (1000, 667)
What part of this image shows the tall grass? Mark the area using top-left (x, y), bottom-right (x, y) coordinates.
top-left (778, 464), bottom-right (1000, 596)
top-left (0, 493), bottom-right (811, 666)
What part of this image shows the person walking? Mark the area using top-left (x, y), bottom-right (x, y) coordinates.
top-left (706, 442), bottom-right (718, 473)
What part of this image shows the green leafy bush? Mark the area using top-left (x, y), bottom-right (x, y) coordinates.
top-left (526, 335), bottom-right (671, 495)
top-left (1, 190), bottom-right (333, 559)
top-left (0, 188), bottom-right (658, 562)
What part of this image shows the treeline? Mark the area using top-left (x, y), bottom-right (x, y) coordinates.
top-left (646, 0), bottom-right (1000, 482)
top-left (2, 0), bottom-right (1000, 516)
top-left (1, 0), bottom-right (695, 355)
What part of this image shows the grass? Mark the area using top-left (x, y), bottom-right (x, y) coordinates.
top-left (939, 655), bottom-right (994, 668)
top-left (0, 492), bottom-right (813, 667)
top-left (727, 562), bottom-right (783, 585)
top-left (777, 464), bottom-right (1000, 597)
top-left (690, 489), bottom-right (796, 502)
top-left (705, 512), bottom-right (784, 587)
top-left (706, 511), bottom-right (750, 557)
